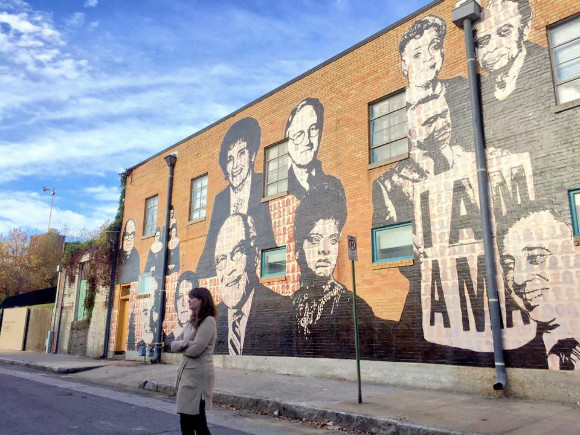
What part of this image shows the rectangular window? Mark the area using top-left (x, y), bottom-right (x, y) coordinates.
top-left (372, 223), bottom-right (413, 263)
top-left (261, 246), bottom-right (287, 278)
top-left (570, 189), bottom-right (580, 237)
top-left (549, 15), bottom-right (580, 104)
top-left (137, 273), bottom-right (153, 295)
top-left (190, 174), bottom-right (208, 220)
top-left (369, 91), bottom-right (408, 163)
top-left (143, 195), bottom-right (158, 236)
top-left (264, 141), bottom-right (289, 198)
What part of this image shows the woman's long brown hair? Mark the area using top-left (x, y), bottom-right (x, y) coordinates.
top-left (188, 287), bottom-right (217, 328)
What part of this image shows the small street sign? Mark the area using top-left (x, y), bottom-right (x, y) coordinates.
top-left (348, 235), bottom-right (358, 261)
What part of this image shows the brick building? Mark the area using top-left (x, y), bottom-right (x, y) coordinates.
top-left (108, 0), bottom-right (580, 396)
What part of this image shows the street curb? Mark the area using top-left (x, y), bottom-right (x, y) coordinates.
top-left (0, 357), bottom-right (105, 374)
top-left (139, 380), bottom-right (473, 435)
top-left (211, 392), bottom-right (474, 435)
top-left (141, 380), bottom-right (176, 396)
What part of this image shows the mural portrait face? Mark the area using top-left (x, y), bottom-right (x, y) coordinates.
top-left (141, 300), bottom-right (155, 343)
top-left (474, 0), bottom-right (529, 75)
top-left (501, 211), bottom-right (579, 325)
top-left (287, 103), bottom-right (320, 168)
top-left (154, 229), bottom-right (161, 243)
top-left (175, 271), bottom-right (198, 327)
top-left (408, 92), bottom-right (451, 156)
top-left (176, 280), bottom-right (191, 326)
top-left (303, 218), bottom-right (340, 279)
top-left (122, 219), bottom-right (136, 253)
top-left (226, 139), bottom-right (253, 191)
top-left (401, 26), bottom-right (444, 89)
top-left (170, 226), bottom-right (177, 240)
top-left (215, 215), bottom-right (251, 309)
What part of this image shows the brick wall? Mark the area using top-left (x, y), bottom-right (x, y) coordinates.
top-left (114, 0), bottom-right (580, 371)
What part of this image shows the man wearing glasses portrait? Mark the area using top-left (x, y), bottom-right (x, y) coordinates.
top-left (117, 218), bottom-right (140, 284)
top-left (213, 213), bottom-right (295, 356)
top-left (285, 97), bottom-right (345, 200)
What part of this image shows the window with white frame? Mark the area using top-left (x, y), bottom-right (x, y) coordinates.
top-left (261, 246), bottom-right (286, 278)
top-left (143, 195), bottom-right (158, 236)
top-left (369, 91), bottom-right (408, 163)
top-left (372, 223), bottom-right (413, 263)
top-left (264, 141), bottom-right (289, 198)
top-left (190, 174), bottom-right (208, 220)
top-left (549, 15), bottom-right (580, 105)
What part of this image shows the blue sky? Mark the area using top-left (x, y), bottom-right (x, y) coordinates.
top-left (0, 0), bottom-right (430, 237)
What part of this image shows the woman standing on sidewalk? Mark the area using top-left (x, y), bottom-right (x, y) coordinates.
top-left (171, 287), bottom-right (217, 435)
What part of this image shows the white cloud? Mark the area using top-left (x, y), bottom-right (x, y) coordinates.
top-left (0, 190), bottom-right (110, 235)
top-left (84, 185), bottom-right (121, 202)
top-left (64, 12), bottom-right (85, 30)
top-left (87, 20), bottom-right (99, 31)
top-left (84, 0), bottom-right (98, 8)
top-left (0, 55), bottom-right (310, 184)
top-left (0, 4), bottom-right (88, 79)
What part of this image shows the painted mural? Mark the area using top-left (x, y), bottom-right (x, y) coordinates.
top-left (145, 226), bottom-right (164, 291)
top-left (291, 183), bottom-right (395, 358)
top-left (118, 0), bottom-right (579, 371)
top-left (196, 117), bottom-right (275, 280)
top-left (167, 222), bottom-right (180, 275)
top-left (127, 292), bottom-right (160, 356)
top-left (373, 0), bottom-right (579, 370)
top-left (213, 213), bottom-right (294, 355)
top-left (497, 204), bottom-right (580, 369)
top-left (164, 271), bottom-right (198, 352)
top-left (117, 218), bottom-right (140, 284)
top-left (285, 98), bottom-right (345, 199)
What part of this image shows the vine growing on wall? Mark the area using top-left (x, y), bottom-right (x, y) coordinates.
top-left (63, 170), bottom-right (130, 321)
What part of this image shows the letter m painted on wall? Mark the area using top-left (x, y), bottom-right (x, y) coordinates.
top-left (489, 165), bottom-right (531, 218)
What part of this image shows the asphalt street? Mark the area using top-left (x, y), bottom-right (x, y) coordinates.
top-left (0, 365), bottom-right (344, 435)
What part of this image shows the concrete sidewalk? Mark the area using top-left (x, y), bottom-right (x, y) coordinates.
top-left (0, 351), bottom-right (578, 435)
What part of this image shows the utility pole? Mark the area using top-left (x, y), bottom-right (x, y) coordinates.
top-left (43, 186), bottom-right (56, 231)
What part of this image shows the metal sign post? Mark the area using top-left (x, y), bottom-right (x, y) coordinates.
top-left (347, 235), bottom-right (362, 404)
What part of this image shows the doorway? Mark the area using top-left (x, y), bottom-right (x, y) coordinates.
top-left (115, 285), bottom-right (131, 352)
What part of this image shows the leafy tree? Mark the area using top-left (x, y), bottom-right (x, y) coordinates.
top-left (0, 228), bottom-right (65, 303)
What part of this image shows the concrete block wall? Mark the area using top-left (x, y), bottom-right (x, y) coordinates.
top-left (112, 0), bottom-right (580, 386)
top-left (55, 265), bottom-right (110, 357)
top-left (85, 288), bottom-right (109, 357)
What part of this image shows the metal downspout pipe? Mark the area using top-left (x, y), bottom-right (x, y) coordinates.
top-left (101, 227), bottom-right (121, 358)
top-left (152, 153), bottom-right (178, 364)
top-left (452, 0), bottom-right (507, 390)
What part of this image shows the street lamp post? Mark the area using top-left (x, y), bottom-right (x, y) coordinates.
top-left (42, 187), bottom-right (55, 231)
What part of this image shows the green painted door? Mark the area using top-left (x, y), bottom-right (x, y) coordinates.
top-left (76, 279), bottom-right (88, 321)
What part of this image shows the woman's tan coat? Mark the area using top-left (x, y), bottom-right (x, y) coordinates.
top-left (171, 316), bottom-right (216, 415)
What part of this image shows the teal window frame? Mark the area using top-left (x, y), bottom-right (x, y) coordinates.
top-left (137, 273), bottom-right (153, 295)
top-left (569, 189), bottom-right (580, 237)
top-left (261, 246), bottom-right (287, 278)
top-left (372, 222), bottom-right (413, 263)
